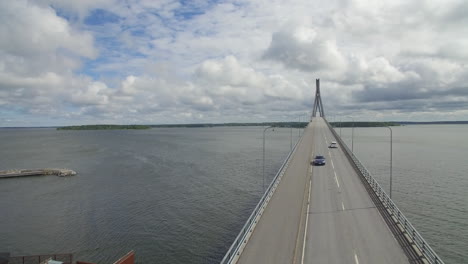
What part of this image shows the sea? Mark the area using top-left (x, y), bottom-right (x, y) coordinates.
top-left (0, 125), bottom-right (466, 263)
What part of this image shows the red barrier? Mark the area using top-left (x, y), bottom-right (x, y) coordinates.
top-left (112, 251), bottom-right (135, 264)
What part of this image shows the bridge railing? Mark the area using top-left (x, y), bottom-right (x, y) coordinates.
top-left (220, 132), bottom-right (302, 264)
top-left (325, 119), bottom-right (444, 264)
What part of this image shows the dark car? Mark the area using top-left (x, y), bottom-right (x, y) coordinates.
top-left (312, 155), bottom-right (326, 165)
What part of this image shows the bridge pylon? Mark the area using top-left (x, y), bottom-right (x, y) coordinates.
top-left (312, 78), bottom-right (325, 119)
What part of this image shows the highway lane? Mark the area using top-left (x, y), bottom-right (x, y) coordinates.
top-left (236, 121), bottom-right (316, 264)
top-left (235, 117), bottom-right (410, 264)
top-left (303, 118), bottom-right (409, 264)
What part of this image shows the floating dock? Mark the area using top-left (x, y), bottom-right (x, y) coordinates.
top-left (0, 168), bottom-right (76, 179)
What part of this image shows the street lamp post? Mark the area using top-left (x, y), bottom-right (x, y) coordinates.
top-left (298, 116), bottom-right (301, 137)
top-left (290, 124), bottom-right (292, 151)
top-left (340, 117), bottom-right (343, 138)
top-left (351, 117), bottom-right (355, 153)
top-left (299, 114), bottom-right (307, 137)
top-left (302, 113), bottom-right (308, 135)
top-left (263, 126), bottom-right (275, 194)
top-left (385, 126), bottom-right (393, 198)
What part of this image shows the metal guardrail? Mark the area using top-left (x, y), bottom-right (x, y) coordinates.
top-left (220, 134), bottom-right (302, 264)
top-left (325, 119), bottom-right (444, 264)
top-left (8, 253), bottom-right (73, 264)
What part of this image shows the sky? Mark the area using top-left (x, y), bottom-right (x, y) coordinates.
top-left (1, 0), bottom-right (468, 126)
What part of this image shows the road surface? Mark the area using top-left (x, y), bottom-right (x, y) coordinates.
top-left (237, 118), bottom-right (409, 264)
top-left (303, 118), bottom-right (409, 263)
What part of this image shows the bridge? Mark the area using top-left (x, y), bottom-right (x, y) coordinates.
top-left (221, 80), bottom-right (444, 264)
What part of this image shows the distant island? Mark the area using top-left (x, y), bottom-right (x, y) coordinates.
top-left (149, 122), bottom-right (309, 128)
top-left (329, 121), bottom-right (468, 127)
top-left (54, 120), bottom-right (468, 130)
top-left (396, 121), bottom-right (468, 125)
top-left (57, 125), bottom-right (151, 130)
top-left (329, 122), bottom-right (401, 127)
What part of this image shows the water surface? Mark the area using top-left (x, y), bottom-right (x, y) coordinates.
top-left (0, 125), bottom-right (465, 264)
top-left (0, 127), bottom-right (298, 263)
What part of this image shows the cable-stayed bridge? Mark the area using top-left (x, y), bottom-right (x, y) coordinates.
top-left (221, 80), bottom-right (444, 264)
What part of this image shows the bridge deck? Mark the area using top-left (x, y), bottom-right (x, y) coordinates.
top-left (237, 118), bottom-right (409, 264)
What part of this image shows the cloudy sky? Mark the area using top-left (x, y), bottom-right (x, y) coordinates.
top-left (1, 0), bottom-right (468, 126)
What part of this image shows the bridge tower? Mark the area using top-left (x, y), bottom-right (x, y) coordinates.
top-left (312, 78), bottom-right (325, 118)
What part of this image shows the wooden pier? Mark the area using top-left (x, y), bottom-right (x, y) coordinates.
top-left (0, 169), bottom-right (76, 179)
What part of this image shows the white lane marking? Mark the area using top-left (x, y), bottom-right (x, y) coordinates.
top-left (327, 145), bottom-right (340, 189)
top-left (354, 252), bottom-right (360, 264)
top-left (301, 178), bottom-right (313, 264)
top-left (324, 128), bottom-right (341, 189)
top-left (334, 171), bottom-right (340, 189)
top-left (342, 202), bottom-right (345, 211)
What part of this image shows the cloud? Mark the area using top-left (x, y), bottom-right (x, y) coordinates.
top-left (2, 0), bottom-right (468, 126)
top-left (0, 0), bottom-right (99, 120)
top-left (0, 1), bottom-right (96, 60)
top-left (37, 0), bottom-right (116, 21)
top-left (263, 25), bottom-right (346, 73)
top-left (259, 1), bottom-right (468, 118)
top-left (195, 56), bottom-right (305, 105)
top-left (70, 81), bottom-right (110, 106)
top-left (196, 56), bottom-right (267, 93)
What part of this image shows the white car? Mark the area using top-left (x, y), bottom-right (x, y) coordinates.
top-left (329, 141), bottom-right (338, 148)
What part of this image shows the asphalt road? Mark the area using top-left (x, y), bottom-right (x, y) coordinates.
top-left (237, 120), bottom-right (315, 264)
top-left (303, 118), bottom-right (409, 264)
top-left (236, 118), bottom-right (410, 264)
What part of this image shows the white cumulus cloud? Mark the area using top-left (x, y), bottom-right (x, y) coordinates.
top-left (2, 0), bottom-right (468, 125)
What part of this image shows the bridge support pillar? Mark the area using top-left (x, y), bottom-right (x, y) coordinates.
top-left (312, 79), bottom-right (325, 119)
